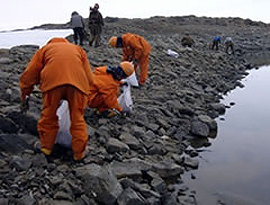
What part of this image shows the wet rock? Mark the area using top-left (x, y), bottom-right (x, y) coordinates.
top-left (120, 178), bottom-right (161, 199)
top-left (209, 103), bottom-right (226, 115)
top-left (190, 120), bottom-right (210, 137)
top-left (183, 157), bottom-right (199, 169)
top-left (152, 160), bottom-right (183, 178)
top-left (161, 192), bottom-right (178, 205)
top-left (75, 163), bottom-right (123, 205)
top-left (117, 187), bottom-right (146, 205)
top-left (198, 114), bottom-right (217, 131)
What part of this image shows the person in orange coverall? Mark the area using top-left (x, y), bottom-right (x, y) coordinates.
top-left (19, 37), bottom-right (94, 161)
top-left (88, 61), bottom-right (134, 117)
top-left (108, 33), bottom-right (152, 86)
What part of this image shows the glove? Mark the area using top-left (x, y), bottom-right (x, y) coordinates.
top-left (20, 96), bottom-right (29, 112)
top-left (121, 82), bottom-right (128, 87)
top-left (133, 59), bottom-right (139, 65)
top-left (101, 109), bottom-right (118, 118)
top-left (107, 110), bottom-right (116, 118)
top-left (121, 111), bottom-right (127, 118)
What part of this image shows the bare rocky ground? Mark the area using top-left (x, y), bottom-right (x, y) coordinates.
top-left (0, 15), bottom-right (270, 205)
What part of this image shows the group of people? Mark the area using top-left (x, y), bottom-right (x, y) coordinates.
top-left (70, 3), bottom-right (104, 47)
top-left (181, 33), bottom-right (234, 54)
top-left (19, 9), bottom-right (153, 161)
top-left (19, 3), bottom-right (236, 162)
top-left (211, 35), bottom-right (235, 54)
top-left (19, 37), bottom-right (137, 161)
top-left (180, 33), bottom-right (234, 55)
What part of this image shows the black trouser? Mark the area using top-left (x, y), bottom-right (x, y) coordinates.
top-left (89, 24), bottom-right (102, 47)
top-left (212, 41), bottom-right (219, 50)
top-left (225, 43), bottom-right (234, 54)
top-left (73, 27), bottom-right (84, 45)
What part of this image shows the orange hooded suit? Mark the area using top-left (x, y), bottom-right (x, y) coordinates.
top-left (121, 33), bottom-right (152, 86)
top-left (19, 38), bottom-right (93, 160)
top-left (88, 66), bottom-right (123, 112)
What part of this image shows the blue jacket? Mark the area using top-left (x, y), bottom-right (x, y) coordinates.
top-left (213, 36), bottom-right (221, 42)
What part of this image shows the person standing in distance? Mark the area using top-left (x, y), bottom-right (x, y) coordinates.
top-left (88, 3), bottom-right (104, 47)
top-left (70, 11), bottom-right (85, 46)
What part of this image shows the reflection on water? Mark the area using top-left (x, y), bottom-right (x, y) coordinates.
top-left (0, 29), bottom-right (72, 49)
top-left (184, 66), bottom-right (270, 205)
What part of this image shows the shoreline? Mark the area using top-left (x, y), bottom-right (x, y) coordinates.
top-left (0, 15), bottom-right (269, 204)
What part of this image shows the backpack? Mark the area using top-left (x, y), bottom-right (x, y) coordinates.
top-left (89, 11), bottom-right (100, 25)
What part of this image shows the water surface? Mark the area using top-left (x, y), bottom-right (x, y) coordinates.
top-left (0, 29), bottom-right (72, 49)
top-left (184, 66), bottom-right (270, 204)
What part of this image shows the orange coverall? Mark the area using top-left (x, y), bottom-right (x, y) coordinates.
top-left (19, 38), bottom-right (93, 160)
top-left (88, 66), bottom-right (123, 112)
top-left (121, 33), bottom-right (152, 86)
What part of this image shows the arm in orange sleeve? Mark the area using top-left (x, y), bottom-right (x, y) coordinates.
top-left (99, 86), bottom-right (123, 112)
top-left (123, 51), bottom-right (128, 61)
top-left (80, 48), bottom-right (94, 85)
top-left (19, 48), bottom-right (44, 101)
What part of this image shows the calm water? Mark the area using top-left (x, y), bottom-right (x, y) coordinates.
top-left (184, 65), bottom-right (270, 204)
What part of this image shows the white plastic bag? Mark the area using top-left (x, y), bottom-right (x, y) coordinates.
top-left (55, 100), bottom-right (72, 148)
top-left (121, 71), bottom-right (139, 87)
top-left (117, 84), bottom-right (133, 113)
top-left (167, 49), bottom-right (179, 58)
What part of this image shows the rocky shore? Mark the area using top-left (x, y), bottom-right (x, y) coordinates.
top-left (0, 15), bottom-right (270, 205)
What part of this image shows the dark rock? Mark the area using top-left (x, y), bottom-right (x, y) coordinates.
top-left (190, 120), bottom-right (210, 137)
top-left (1, 14), bottom-right (269, 204)
top-left (119, 132), bottom-right (140, 150)
top-left (152, 160), bottom-right (183, 178)
top-left (117, 187), bottom-right (146, 205)
top-left (209, 103), bottom-right (226, 115)
top-left (120, 178), bottom-right (161, 199)
top-left (0, 134), bottom-right (32, 153)
top-left (9, 155), bottom-right (32, 171)
top-left (0, 115), bottom-right (19, 133)
top-left (106, 137), bottom-right (130, 153)
top-left (75, 163), bottom-right (123, 205)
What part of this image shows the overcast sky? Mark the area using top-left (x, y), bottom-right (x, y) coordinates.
top-left (1, 0), bottom-right (270, 30)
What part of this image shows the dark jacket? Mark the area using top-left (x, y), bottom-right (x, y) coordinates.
top-left (71, 13), bottom-right (84, 29)
top-left (88, 10), bottom-right (104, 27)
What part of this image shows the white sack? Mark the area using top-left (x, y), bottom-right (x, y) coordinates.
top-left (121, 71), bottom-right (139, 87)
top-left (117, 84), bottom-right (133, 113)
top-left (167, 49), bottom-right (179, 58)
top-left (55, 100), bottom-right (72, 148)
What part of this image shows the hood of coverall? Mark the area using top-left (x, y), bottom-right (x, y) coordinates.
top-left (46, 38), bottom-right (70, 45)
